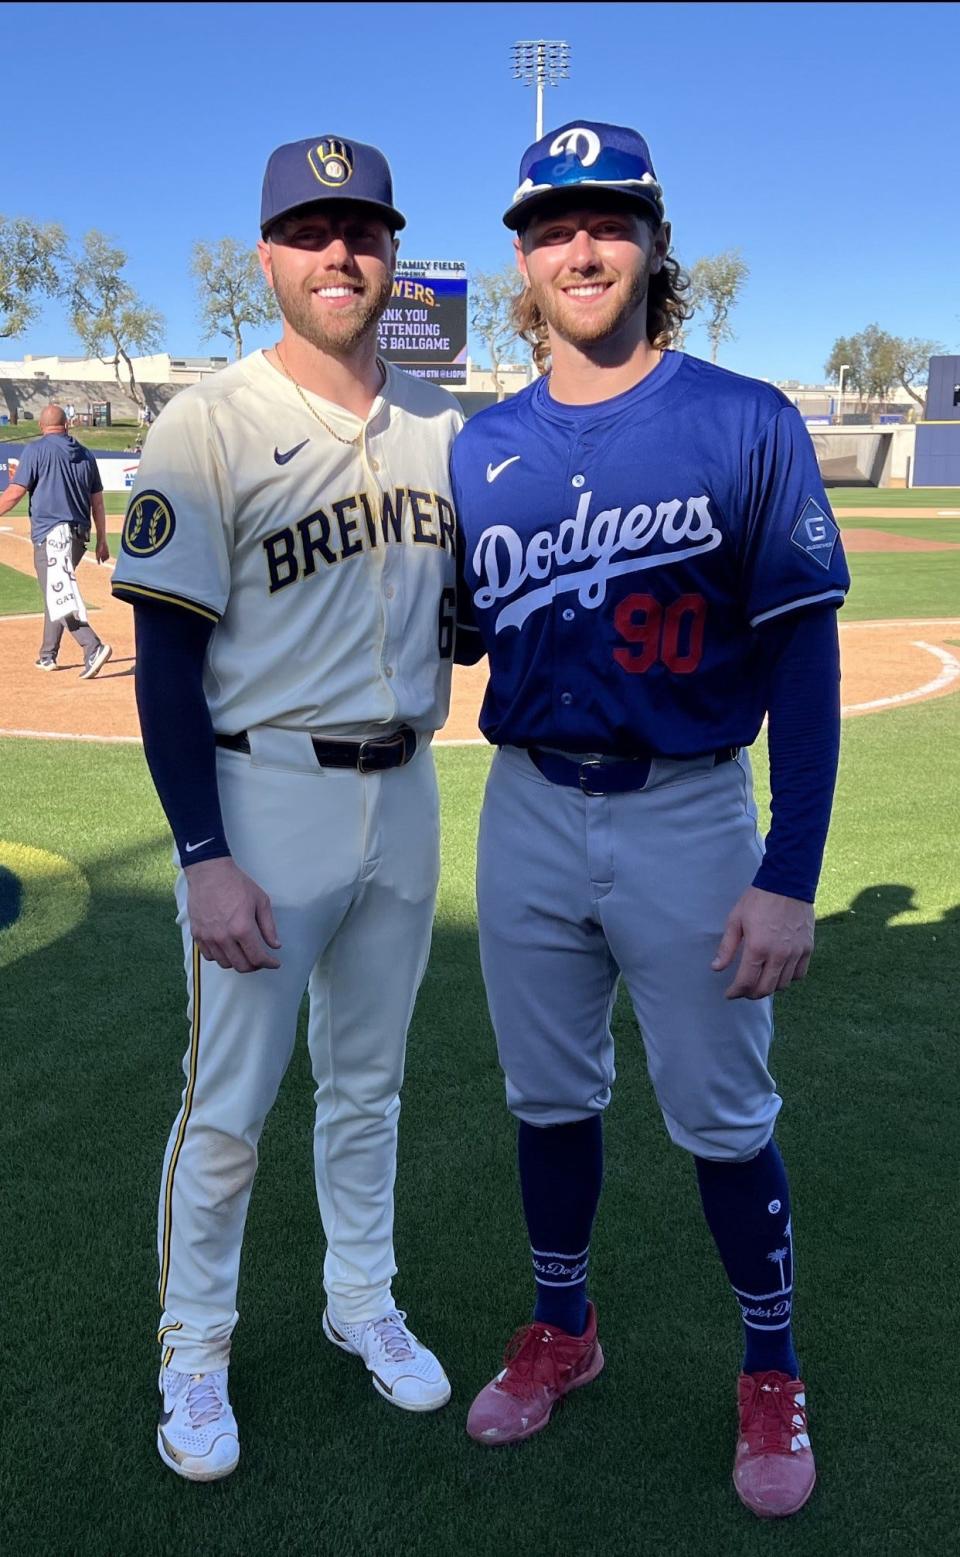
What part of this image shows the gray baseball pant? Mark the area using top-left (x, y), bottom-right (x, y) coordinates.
top-left (476, 746), bottom-right (780, 1162)
top-left (33, 531), bottom-right (101, 661)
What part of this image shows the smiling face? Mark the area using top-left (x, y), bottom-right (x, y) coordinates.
top-left (258, 202), bottom-right (397, 355)
top-left (516, 197), bottom-right (666, 352)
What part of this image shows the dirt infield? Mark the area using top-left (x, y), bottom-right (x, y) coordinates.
top-left (2, 523), bottom-right (959, 742)
top-left (842, 529), bottom-right (960, 553)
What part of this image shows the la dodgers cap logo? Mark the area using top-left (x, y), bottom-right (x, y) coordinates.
top-left (261, 135), bottom-right (406, 233)
top-left (503, 120), bottom-right (665, 230)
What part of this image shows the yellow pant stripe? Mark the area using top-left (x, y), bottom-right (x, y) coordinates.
top-left (158, 942), bottom-right (202, 1310)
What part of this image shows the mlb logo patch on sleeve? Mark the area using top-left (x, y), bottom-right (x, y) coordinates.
top-left (791, 498), bottom-right (839, 570)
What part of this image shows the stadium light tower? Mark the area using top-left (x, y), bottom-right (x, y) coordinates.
top-left (511, 40), bottom-right (570, 139)
top-left (837, 362), bottom-right (851, 424)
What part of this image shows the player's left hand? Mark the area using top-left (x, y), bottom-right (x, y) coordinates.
top-left (95, 538), bottom-right (110, 564)
top-left (712, 886), bottom-right (814, 1000)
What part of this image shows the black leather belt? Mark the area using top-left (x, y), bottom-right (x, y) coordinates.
top-left (216, 726), bottom-right (418, 774)
top-left (527, 746), bottom-right (739, 796)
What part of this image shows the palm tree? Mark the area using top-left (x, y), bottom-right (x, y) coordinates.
top-left (767, 1247), bottom-right (789, 1292)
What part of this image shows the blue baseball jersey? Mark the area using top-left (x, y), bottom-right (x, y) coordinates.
top-left (451, 351), bottom-right (850, 757)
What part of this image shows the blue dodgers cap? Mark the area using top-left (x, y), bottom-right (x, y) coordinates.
top-left (503, 120), bottom-right (665, 231)
top-left (260, 135), bottom-right (406, 234)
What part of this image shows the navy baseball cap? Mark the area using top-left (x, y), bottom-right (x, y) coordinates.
top-left (260, 135), bottom-right (406, 234)
top-left (503, 120), bottom-right (665, 231)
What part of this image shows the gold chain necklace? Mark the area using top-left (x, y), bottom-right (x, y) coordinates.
top-left (273, 345), bottom-right (383, 446)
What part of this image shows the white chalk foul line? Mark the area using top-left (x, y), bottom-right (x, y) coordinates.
top-left (838, 617), bottom-right (960, 630)
top-left (842, 641), bottom-right (960, 714)
top-left (0, 727), bottom-right (141, 744)
top-left (0, 725), bottom-right (486, 748)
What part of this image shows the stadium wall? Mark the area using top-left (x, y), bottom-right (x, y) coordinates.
top-left (807, 424), bottom-right (915, 487)
top-left (0, 377), bottom-right (181, 423)
top-left (0, 446), bottom-right (140, 493)
top-left (913, 354), bottom-right (960, 486)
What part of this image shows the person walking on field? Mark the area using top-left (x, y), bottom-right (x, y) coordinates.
top-left (0, 403), bottom-right (112, 677)
top-left (451, 120), bottom-right (849, 1519)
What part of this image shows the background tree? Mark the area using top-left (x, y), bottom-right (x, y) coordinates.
top-left (0, 216), bottom-right (66, 339)
top-left (824, 334), bottom-right (867, 405)
top-left (470, 264), bottom-right (525, 399)
top-left (825, 325), bottom-right (943, 412)
top-left (67, 231), bottom-right (164, 409)
top-left (890, 334), bottom-right (942, 407)
top-left (861, 323), bottom-right (900, 403)
top-left (191, 237), bottom-right (278, 360)
top-left (687, 250), bottom-right (750, 363)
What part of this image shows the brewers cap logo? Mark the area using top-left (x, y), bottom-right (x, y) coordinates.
top-left (308, 138), bottom-right (353, 188)
top-left (122, 490), bottom-right (176, 558)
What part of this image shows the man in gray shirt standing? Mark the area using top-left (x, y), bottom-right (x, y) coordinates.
top-left (0, 403), bottom-right (112, 677)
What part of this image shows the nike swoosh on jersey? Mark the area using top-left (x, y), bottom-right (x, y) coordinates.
top-left (274, 440), bottom-right (309, 465)
top-left (486, 456), bottom-right (521, 483)
top-left (184, 837), bottom-right (215, 854)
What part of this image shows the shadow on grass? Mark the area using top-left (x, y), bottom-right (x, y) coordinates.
top-left (1, 874), bottom-right (957, 1556)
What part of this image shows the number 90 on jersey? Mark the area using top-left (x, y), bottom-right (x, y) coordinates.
top-left (613, 592), bottom-right (707, 675)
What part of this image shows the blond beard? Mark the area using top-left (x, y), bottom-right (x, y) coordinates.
top-left (527, 262), bottom-right (651, 350)
top-left (272, 267), bottom-right (393, 356)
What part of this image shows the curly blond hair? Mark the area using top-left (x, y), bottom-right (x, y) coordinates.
top-left (512, 236), bottom-right (692, 376)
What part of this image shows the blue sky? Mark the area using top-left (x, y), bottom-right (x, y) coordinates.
top-left (4, 1), bottom-right (958, 383)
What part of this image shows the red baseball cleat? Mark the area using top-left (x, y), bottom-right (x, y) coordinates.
top-left (733, 1370), bottom-right (816, 1518)
top-left (466, 1301), bottom-right (604, 1445)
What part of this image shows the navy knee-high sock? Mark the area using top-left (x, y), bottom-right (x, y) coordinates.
top-left (518, 1117), bottom-right (603, 1337)
top-left (694, 1138), bottom-right (800, 1377)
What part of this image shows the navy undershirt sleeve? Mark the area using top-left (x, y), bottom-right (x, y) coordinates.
top-left (133, 600), bottom-right (230, 866)
top-left (752, 606), bottom-right (841, 903)
top-left (451, 468), bottom-right (486, 666)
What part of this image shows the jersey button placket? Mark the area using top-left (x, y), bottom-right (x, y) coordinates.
top-left (363, 432), bottom-right (396, 709)
top-left (555, 453), bottom-right (590, 718)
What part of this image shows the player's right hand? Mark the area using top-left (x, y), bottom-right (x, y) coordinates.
top-left (184, 856), bottom-right (282, 973)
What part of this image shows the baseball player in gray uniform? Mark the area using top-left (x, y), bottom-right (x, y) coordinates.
top-left (112, 135), bottom-right (461, 1481)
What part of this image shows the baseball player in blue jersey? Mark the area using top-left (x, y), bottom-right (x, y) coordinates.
top-left (451, 122), bottom-right (849, 1518)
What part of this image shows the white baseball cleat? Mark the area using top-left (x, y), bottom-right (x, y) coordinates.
top-left (157, 1365), bottom-right (240, 1482)
top-left (323, 1307), bottom-right (451, 1412)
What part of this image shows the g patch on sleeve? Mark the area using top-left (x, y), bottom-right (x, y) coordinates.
top-left (790, 497), bottom-right (839, 571)
top-left (122, 491), bottom-right (176, 558)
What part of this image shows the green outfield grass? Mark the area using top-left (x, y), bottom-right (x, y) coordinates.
top-left (1, 677), bottom-right (958, 1555)
top-left (841, 552), bottom-right (960, 622)
top-left (2, 490), bottom-right (131, 520)
top-left (828, 485), bottom-right (960, 508)
top-left (0, 559), bottom-right (41, 615)
top-left (0, 420), bottom-right (145, 450)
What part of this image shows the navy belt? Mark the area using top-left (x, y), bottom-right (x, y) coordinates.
top-left (216, 725), bottom-right (417, 774)
top-left (527, 746), bottom-right (739, 796)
